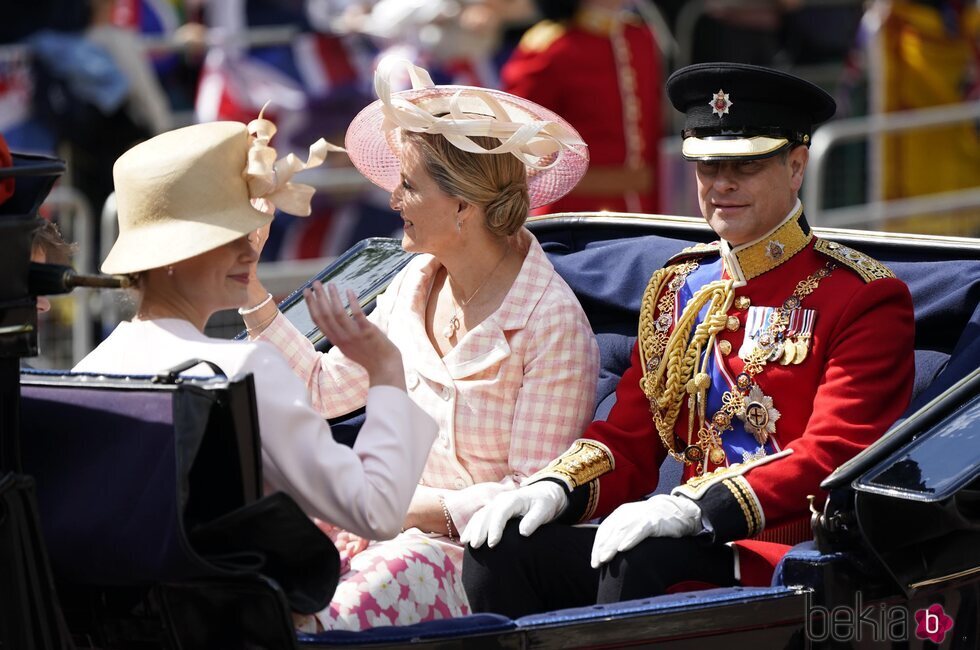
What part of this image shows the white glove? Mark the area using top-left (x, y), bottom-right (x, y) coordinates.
top-left (590, 494), bottom-right (703, 568)
top-left (461, 481), bottom-right (568, 549)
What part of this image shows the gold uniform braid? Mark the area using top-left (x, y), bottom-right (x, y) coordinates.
top-left (638, 266), bottom-right (673, 375)
top-left (656, 280), bottom-right (735, 434)
top-left (639, 266), bottom-right (735, 459)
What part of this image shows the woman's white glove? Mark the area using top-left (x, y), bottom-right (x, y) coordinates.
top-left (590, 494), bottom-right (704, 568)
top-left (461, 481), bottom-right (568, 549)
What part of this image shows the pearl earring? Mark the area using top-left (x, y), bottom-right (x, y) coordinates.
top-left (456, 220), bottom-right (462, 233)
top-left (167, 266), bottom-right (174, 276)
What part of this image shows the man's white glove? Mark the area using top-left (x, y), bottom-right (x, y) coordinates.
top-left (461, 481), bottom-right (568, 549)
top-left (590, 494), bottom-right (704, 568)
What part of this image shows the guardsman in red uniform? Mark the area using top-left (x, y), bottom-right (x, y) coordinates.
top-left (460, 63), bottom-right (916, 616)
top-left (501, 0), bottom-right (661, 214)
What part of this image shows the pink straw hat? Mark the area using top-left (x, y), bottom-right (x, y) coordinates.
top-left (345, 57), bottom-right (589, 209)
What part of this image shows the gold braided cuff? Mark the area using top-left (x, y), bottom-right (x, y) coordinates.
top-left (672, 453), bottom-right (788, 541)
top-left (524, 439), bottom-right (615, 492)
top-left (672, 449), bottom-right (791, 500)
top-left (723, 476), bottom-right (763, 537)
top-left (582, 481), bottom-right (600, 521)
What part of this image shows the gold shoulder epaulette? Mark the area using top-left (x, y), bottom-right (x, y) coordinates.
top-left (518, 20), bottom-right (568, 53)
top-left (665, 241), bottom-right (720, 266)
top-left (814, 239), bottom-right (895, 282)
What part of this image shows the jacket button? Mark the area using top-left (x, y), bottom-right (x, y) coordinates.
top-left (441, 386), bottom-right (452, 401)
top-left (406, 371), bottom-right (419, 389)
top-left (454, 478), bottom-right (466, 489)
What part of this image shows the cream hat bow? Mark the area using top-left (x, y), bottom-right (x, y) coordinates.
top-left (102, 115), bottom-right (342, 275)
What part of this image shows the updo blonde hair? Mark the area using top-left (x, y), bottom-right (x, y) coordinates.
top-left (403, 131), bottom-right (530, 237)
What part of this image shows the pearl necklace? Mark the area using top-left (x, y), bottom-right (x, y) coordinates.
top-left (442, 249), bottom-right (510, 339)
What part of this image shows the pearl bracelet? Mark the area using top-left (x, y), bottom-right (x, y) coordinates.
top-left (239, 292), bottom-right (273, 316)
top-left (439, 497), bottom-right (457, 543)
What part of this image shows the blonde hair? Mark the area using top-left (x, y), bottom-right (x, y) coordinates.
top-left (404, 132), bottom-right (530, 237)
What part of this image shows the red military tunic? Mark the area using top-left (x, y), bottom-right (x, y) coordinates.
top-left (501, 9), bottom-right (661, 214)
top-left (532, 208), bottom-right (915, 585)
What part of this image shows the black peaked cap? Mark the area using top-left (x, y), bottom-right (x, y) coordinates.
top-left (666, 62), bottom-right (837, 160)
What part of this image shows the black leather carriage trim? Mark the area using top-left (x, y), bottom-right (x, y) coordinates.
top-left (19, 371), bottom-right (337, 614)
top-left (153, 358), bottom-right (228, 384)
top-left (21, 369), bottom-right (232, 392)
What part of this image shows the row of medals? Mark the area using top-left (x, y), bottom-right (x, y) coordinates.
top-left (755, 329), bottom-right (811, 365)
top-left (683, 311), bottom-right (807, 468)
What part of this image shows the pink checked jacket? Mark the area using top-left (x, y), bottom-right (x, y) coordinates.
top-left (254, 228), bottom-right (599, 532)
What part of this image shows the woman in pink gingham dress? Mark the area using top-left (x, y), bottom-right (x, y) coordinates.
top-left (241, 57), bottom-right (599, 632)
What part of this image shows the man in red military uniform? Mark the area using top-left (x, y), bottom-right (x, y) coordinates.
top-left (501, 0), bottom-right (661, 214)
top-left (460, 63), bottom-right (915, 616)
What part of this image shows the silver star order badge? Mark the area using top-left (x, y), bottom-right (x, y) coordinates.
top-left (766, 239), bottom-right (785, 261)
top-left (739, 385), bottom-right (780, 445)
top-left (710, 89), bottom-right (733, 117)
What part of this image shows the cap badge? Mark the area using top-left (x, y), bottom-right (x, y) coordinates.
top-left (710, 89), bottom-right (733, 117)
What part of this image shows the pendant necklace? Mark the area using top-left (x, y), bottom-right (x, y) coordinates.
top-left (442, 249), bottom-right (510, 339)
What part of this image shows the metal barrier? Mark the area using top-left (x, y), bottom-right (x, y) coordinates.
top-left (804, 100), bottom-right (980, 229)
top-left (140, 25), bottom-right (299, 53)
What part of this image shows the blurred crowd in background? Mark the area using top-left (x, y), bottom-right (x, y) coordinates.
top-left (3, 0), bottom-right (979, 365)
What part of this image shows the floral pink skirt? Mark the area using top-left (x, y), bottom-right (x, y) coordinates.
top-left (304, 530), bottom-right (470, 632)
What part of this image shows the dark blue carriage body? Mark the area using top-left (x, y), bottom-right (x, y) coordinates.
top-left (8, 213), bottom-right (980, 649)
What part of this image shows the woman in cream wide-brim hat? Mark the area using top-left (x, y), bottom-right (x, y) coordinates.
top-left (240, 57), bottom-right (600, 632)
top-left (74, 117), bottom-right (439, 548)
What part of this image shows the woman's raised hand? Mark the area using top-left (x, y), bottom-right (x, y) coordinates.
top-left (247, 223), bottom-right (272, 259)
top-left (244, 224), bottom-right (274, 315)
top-left (304, 282), bottom-right (406, 390)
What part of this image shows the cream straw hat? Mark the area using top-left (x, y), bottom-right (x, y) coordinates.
top-left (102, 115), bottom-right (341, 274)
top-left (345, 57), bottom-right (589, 209)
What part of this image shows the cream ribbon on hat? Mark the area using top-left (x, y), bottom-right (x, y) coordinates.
top-left (374, 57), bottom-right (586, 171)
top-left (245, 105), bottom-right (345, 216)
